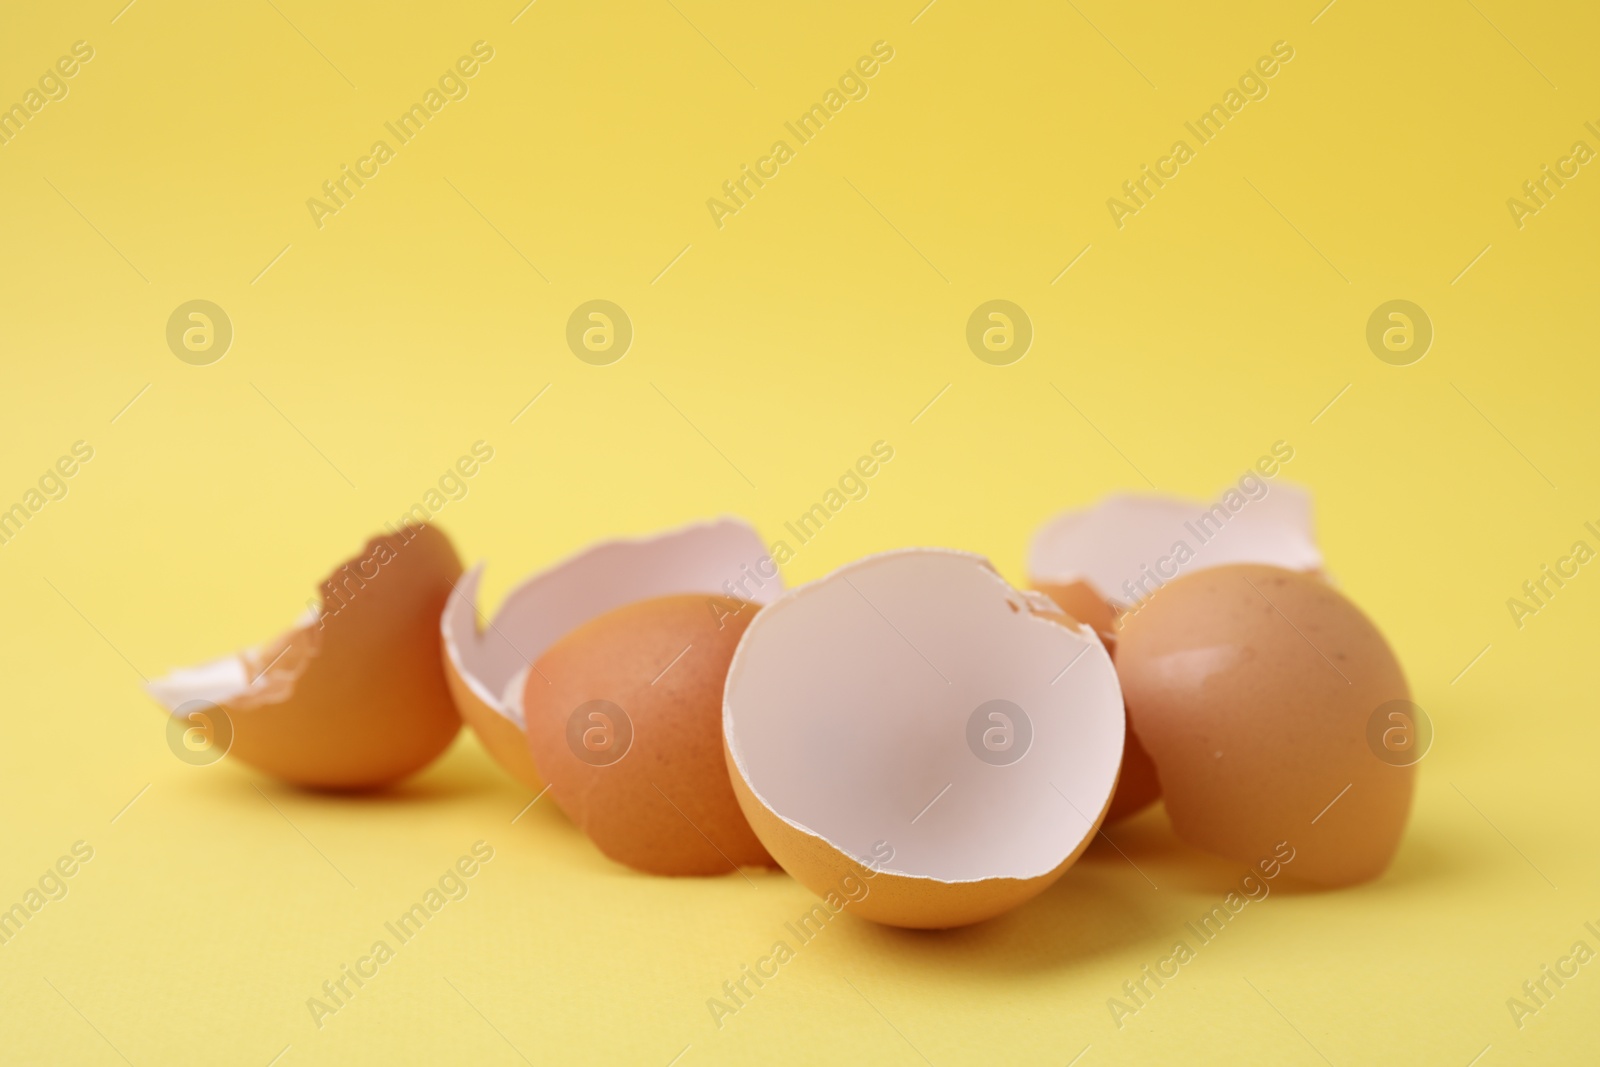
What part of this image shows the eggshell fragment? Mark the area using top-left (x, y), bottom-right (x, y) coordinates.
top-left (1028, 486), bottom-right (1322, 614)
top-left (724, 549), bottom-right (1126, 928)
top-left (523, 594), bottom-right (776, 875)
top-left (1030, 579), bottom-right (1119, 637)
top-left (440, 518), bottom-right (782, 792)
top-left (146, 525), bottom-right (464, 790)
top-left (1030, 488), bottom-right (1323, 822)
top-left (1117, 564), bottom-right (1413, 886)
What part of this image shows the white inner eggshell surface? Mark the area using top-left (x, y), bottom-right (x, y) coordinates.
top-left (147, 606), bottom-right (321, 712)
top-left (725, 549), bottom-right (1125, 883)
top-left (442, 518), bottom-right (782, 727)
top-left (1027, 486), bottom-right (1323, 610)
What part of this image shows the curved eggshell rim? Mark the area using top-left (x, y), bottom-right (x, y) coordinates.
top-left (145, 525), bottom-right (444, 716)
top-left (1026, 485), bottom-right (1323, 612)
top-left (440, 516), bottom-right (782, 731)
top-left (442, 642), bottom-right (545, 792)
top-left (727, 737), bottom-right (1119, 928)
top-left (722, 546), bottom-right (1123, 889)
top-left (144, 524), bottom-right (464, 789)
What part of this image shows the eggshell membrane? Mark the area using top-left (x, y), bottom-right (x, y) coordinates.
top-left (523, 594), bottom-right (776, 876)
top-left (724, 549), bottom-right (1126, 928)
top-left (1028, 487), bottom-right (1323, 612)
top-left (440, 519), bottom-right (782, 792)
top-left (1117, 563), bottom-right (1414, 886)
top-left (146, 525), bottom-right (464, 790)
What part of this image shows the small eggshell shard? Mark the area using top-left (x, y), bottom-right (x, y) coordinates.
top-left (522, 594), bottom-right (777, 876)
top-left (724, 549), bottom-right (1126, 929)
top-left (1117, 563), bottom-right (1413, 886)
top-left (147, 525), bottom-right (464, 790)
top-left (1027, 486), bottom-right (1323, 614)
top-left (440, 518), bottom-right (783, 792)
top-left (1031, 580), bottom-right (1119, 638)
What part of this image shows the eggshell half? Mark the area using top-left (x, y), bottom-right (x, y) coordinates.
top-left (441, 518), bottom-right (783, 791)
top-left (724, 549), bottom-right (1126, 928)
top-left (1028, 486), bottom-right (1322, 613)
top-left (523, 594), bottom-right (776, 876)
top-left (1030, 489), bottom-right (1323, 822)
top-left (1117, 564), bottom-right (1414, 886)
top-left (146, 525), bottom-right (464, 790)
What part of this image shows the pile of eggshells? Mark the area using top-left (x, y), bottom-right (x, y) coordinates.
top-left (147, 487), bottom-right (1416, 929)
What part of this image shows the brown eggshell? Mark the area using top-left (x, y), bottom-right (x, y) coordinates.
top-left (1105, 714), bottom-right (1161, 822)
top-left (440, 519), bottom-right (781, 793)
top-left (724, 549), bottom-right (1127, 929)
top-left (523, 594), bottom-right (776, 876)
top-left (1033, 580), bottom-right (1160, 822)
top-left (727, 761), bottom-right (1111, 928)
top-left (147, 525), bottom-right (464, 790)
top-left (1117, 563), bottom-right (1413, 885)
top-left (443, 650), bottom-right (544, 792)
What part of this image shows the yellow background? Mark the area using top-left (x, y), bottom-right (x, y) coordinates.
top-left (2, 0), bottom-right (1597, 1063)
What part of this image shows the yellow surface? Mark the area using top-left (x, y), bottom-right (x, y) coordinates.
top-left (2, 1), bottom-right (1597, 1063)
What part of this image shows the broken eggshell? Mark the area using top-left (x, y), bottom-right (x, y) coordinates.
top-left (1116, 563), bottom-right (1414, 886)
top-left (440, 517), bottom-right (784, 793)
top-left (522, 593), bottom-right (776, 876)
top-left (1028, 485), bottom-right (1323, 617)
top-left (1029, 486), bottom-right (1324, 821)
top-left (1030, 582), bottom-right (1160, 823)
top-left (724, 549), bottom-right (1126, 929)
top-left (146, 525), bottom-right (465, 790)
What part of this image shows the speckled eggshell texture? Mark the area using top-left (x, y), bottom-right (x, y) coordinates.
top-left (1117, 563), bottom-right (1413, 885)
top-left (523, 594), bottom-right (776, 876)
